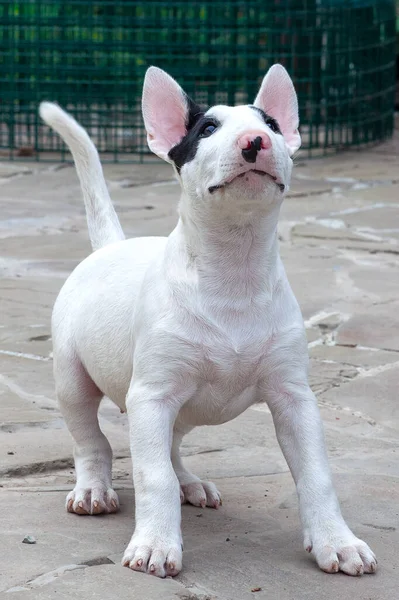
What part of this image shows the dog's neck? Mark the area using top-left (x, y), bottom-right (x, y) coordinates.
top-left (172, 189), bottom-right (282, 314)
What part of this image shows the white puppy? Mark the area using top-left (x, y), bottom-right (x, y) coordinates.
top-left (39, 65), bottom-right (376, 579)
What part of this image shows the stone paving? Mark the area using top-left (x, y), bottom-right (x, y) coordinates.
top-left (1, 125), bottom-right (399, 599)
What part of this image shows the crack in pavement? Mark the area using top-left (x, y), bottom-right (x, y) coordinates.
top-left (3, 558), bottom-right (116, 593)
top-left (0, 373), bottom-right (55, 405)
top-left (0, 349), bottom-right (52, 361)
top-left (298, 241), bottom-right (399, 255)
top-left (0, 458), bottom-right (75, 478)
top-left (4, 564), bottom-right (86, 593)
top-left (3, 558), bottom-right (213, 598)
top-left (362, 523), bottom-right (396, 532)
top-left (355, 360), bottom-right (399, 378)
top-left (0, 451), bottom-right (130, 478)
top-left (0, 418), bottom-right (64, 433)
top-left (317, 399), bottom-right (377, 426)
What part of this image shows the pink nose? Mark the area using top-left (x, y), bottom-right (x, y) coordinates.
top-left (237, 132), bottom-right (271, 151)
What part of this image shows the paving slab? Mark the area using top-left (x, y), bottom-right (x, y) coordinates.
top-left (336, 304), bottom-right (399, 351)
top-left (5, 565), bottom-right (193, 600)
top-left (319, 365), bottom-right (399, 432)
top-left (2, 471), bottom-right (398, 599)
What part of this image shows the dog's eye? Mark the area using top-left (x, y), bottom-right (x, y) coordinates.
top-left (265, 118), bottom-right (280, 134)
top-left (199, 122), bottom-right (217, 138)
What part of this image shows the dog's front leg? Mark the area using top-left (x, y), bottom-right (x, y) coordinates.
top-left (266, 379), bottom-right (377, 576)
top-left (122, 384), bottom-right (183, 578)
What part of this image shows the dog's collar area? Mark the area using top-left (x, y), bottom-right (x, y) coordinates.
top-left (208, 170), bottom-right (285, 194)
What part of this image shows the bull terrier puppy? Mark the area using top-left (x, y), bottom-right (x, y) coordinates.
top-left (39, 64), bottom-right (376, 578)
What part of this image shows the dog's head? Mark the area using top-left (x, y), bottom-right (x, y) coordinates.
top-left (142, 65), bottom-right (300, 210)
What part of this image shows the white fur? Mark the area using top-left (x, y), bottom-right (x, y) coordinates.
top-left (39, 102), bottom-right (124, 251)
top-left (39, 65), bottom-right (376, 579)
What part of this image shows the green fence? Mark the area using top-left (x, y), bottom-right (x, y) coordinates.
top-left (0, 0), bottom-right (396, 162)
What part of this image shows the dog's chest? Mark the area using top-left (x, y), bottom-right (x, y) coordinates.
top-left (178, 332), bottom-right (268, 426)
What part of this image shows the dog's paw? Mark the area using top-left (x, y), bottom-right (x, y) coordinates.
top-left (66, 486), bottom-right (119, 515)
top-left (122, 535), bottom-right (182, 578)
top-left (180, 480), bottom-right (222, 509)
top-left (304, 528), bottom-right (377, 576)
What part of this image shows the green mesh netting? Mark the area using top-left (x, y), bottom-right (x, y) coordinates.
top-left (0, 0), bottom-right (396, 161)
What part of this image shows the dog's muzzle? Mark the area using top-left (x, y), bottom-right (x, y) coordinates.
top-left (208, 170), bottom-right (285, 194)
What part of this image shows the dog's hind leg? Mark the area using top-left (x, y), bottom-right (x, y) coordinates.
top-left (55, 354), bottom-right (119, 515)
top-left (172, 426), bottom-right (222, 509)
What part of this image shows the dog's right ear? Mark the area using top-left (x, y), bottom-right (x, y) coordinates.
top-left (142, 67), bottom-right (191, 162)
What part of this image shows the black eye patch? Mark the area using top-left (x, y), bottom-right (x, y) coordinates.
top-left (249, 105), bottom-right (282, 135)
top-left (168, 96), bottom-right (220, 174)
top-left (198, 121), bottom-right (218, 138)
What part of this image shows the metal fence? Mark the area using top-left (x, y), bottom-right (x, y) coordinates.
top-left (0, 0), bottom-right (396, 162)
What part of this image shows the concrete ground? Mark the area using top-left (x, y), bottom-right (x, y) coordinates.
top-left (1, 128), bottom-right (399, 599)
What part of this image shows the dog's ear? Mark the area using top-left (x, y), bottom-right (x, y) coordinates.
top-left (142, 67), bottom-right (192, 162)
top-left (254, 64), bottom-right (301, 156)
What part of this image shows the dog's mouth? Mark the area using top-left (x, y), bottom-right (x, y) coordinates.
top-left (208, 169), bottom-right (285, 195)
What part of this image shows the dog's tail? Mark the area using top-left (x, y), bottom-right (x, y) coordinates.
top-left (39, 102), bottom-right (125, 252)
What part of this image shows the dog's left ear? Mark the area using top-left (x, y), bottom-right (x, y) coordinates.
top-left (142, 67), bottom-right (192, 162)
top-left (254, 64), bottom-right (301, 156)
